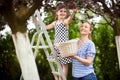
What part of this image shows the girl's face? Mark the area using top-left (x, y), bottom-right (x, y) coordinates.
top-left (80, 22), bottom-right (92, 35)
top-left (56, 8), bottom-right (67, 19)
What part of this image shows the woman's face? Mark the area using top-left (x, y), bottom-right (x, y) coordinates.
top-left (80, 22), bottom-right (92, 35)
top-left (56, 8), bottom-right (67, 19)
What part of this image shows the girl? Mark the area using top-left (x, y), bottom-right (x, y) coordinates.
top-left (71, 22), bottom-right (97, 80)
top-left (32, 3), bottom-right (77, 80)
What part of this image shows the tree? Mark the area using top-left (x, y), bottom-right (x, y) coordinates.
top-left (0, 33), bottom-right (21, 80)
top-left (0, 0), bottom-right (120, 79)
top-left (92, 21), bottom-right (120, 80)
top-left (90, 0), bottom-right (120, 68)
top-left (0, 0), bottom-right (43, 80)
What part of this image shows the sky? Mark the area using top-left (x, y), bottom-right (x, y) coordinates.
top-left (0, 20), bottom-right (36, 35)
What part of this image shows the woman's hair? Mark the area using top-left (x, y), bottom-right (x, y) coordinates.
top-left (55, 3), bottom-right (69, 20)
top-left (87, 22), bottom-right (93, 40)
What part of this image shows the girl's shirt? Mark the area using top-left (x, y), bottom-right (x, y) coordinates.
top-left (72, 40), bottom-right (96, 78)
top-left (54, 21), bottom-right (68, 43)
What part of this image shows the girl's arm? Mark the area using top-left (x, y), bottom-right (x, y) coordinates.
top-left (32, 16), bottom-right (54, 30)
top-left (64, 8), bottom-right (77, 26)
top-left (46, 21), bottom-right (55, 30)
top-left (73, 56), bottom-right (93, 66)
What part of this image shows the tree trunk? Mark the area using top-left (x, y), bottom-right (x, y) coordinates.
top-left (115, 36), bottom-right (120, 69)
top-left (12, 32), bottom-right (40, 80)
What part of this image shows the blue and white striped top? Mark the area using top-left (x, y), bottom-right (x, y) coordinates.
top-left (72, 40), bottom-right (96, 78)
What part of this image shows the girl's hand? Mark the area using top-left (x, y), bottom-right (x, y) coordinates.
top-left (32, 16), bottom-right (37, 23)
top-left (72, 8), bottom-right (78, 13)
top-left (32, 16), bottom-right (41, 26)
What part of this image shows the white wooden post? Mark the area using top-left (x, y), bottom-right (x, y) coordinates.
top-left (115, 36), bottom-right (120, 69)
top-left (12, 32), bottom-right (40, 80)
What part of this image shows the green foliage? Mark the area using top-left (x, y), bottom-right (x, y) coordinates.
top-left (0, 5), bottom-right (120, 80)
top-left (93, 23), bottom-right (120, 80)
top-left (0, 33), bottom-right (21, 80)
top-left (1, 23), bottom-right (120, 80)
top-left (36, 49), bottom-right (54, 80)
top-left (69, 17), bottom-right (80, 39)
top-left (44, 11), bottom-right (55, 42)
top-left (0, 0), bottom-right (120, 80)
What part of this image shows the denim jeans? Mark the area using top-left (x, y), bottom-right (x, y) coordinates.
top-left (74, 73), bottom-right (97, 80)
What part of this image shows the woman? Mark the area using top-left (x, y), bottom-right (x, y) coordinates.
top-left (71, 22), bottom-right (97, 80)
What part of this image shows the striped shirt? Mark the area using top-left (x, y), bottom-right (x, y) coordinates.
top-left (72, 40), bottom-right (96, 78)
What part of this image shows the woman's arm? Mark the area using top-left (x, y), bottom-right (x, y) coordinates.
top-left (73, 56), bottom-right (93, 66)
top-left (72, 41), bottom-right (96, 66)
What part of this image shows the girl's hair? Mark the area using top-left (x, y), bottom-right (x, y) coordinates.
top-left (86, 22), bottom-right (93, 40)
top-left (82, 22), bottom-right (93, 40)
top-left (55, 3), bottom-right (69, 20)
